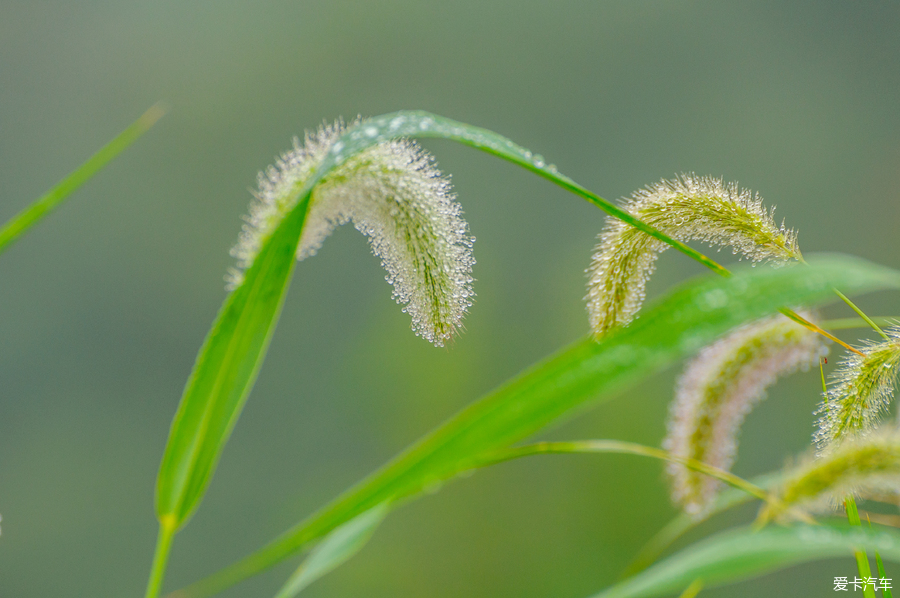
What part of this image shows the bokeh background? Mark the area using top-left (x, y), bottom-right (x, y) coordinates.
top-left (2, 2), bottom-right (900, 596)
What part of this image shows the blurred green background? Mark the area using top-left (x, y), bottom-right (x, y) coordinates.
top-left (2, 2), bottom-right (899, 596)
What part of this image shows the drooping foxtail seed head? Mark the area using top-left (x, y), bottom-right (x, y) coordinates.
top-left (764, 428), bottom-right (900, 521)
top-left (663, 312), bottom-right (826, 517)
top-left (228, 119), bottom-right (475, 346)
top-left (815, 326), bottom-right (900, 450)
top-left (585, 175), bottom-right (801, 338)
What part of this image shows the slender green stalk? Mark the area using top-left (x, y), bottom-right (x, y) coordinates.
top-left (876, 550), bottom-right (893, 598)
top-left (0, 103), bottom-right (166, 255)
top-left (676, 579), bottom-right (703, 598)
top-left (623, 518), bottom-right (698, 581)
top-left (145, 518), bottom-right (177, 598)
top-left (846, 498), bottom-right (877, 598)
top-left (820, 356), bottom-right (828, 393)
top-left (779, 308), bottom-right (863, 356)
top-left (786, 258), bottom-right (865, 354)
top-left (822, 356), bottom-right (876, 598)
top-left (821, 317), bottom-right (899, 331)
top-left (478, 440), bottom-right (778, 509)
top-left (833, 289), bottom-right (890, 339)
top-left (869, 508), bottom-right (895, 598)
top-left (830, 296), bottom-right (880, 597)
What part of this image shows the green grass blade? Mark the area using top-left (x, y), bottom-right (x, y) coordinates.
top-left (172, 254), bottom-right (900, 598)
top-left (154, 201), bottom-right (306, 527)
top-left (155, 109), bottom-right (740, 531)
top-left (0, 103), bottom-right (166, 255)
top-left (592, 524), bottom-right (900, 598)
top-left (876, 551), bottom-right (893, 598)
top-left (326, 111), bottom-right (730, 277)
top-left (846, 497), bottom-right (877, 598)
top-left (273, 503), bottom-right (389, 598)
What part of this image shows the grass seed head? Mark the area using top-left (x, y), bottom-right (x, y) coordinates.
top-left (664, 312), bottom-right (826, 517)
top-left (815, 326), bottom-right (900, 449)
top-left (229, 119), bottom-right (475, 346)
top-left (586, 175), bottom-right (800, 339)
top-left (768, 428), bottom-right (900, 520)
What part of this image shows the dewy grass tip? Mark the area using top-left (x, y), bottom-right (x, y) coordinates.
top-left (228, 118), bottom-right (475, 346)
top-left (585, 174), bottom-right (801, 338)
top-left (815, 325), bottom-right (900, 449)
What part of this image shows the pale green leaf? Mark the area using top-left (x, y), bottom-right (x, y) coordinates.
top-left (273, 503), bottom-right (389, 598)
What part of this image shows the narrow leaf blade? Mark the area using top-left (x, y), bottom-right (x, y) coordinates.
top-left (154, 203), bottom-right (306, 525)
top-left (0, 104), bottom-right (165, 255)
top-left (877, 551), bottom-right (893, 598)
top-left (321, 111), bottom-right (728, 276)
top-left (274, 504), bottom-right (389, 598)
top-left (593, 525), bottom-right (900, 598)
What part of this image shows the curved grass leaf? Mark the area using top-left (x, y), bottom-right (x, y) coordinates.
top-left (273, 503), bottom-right (389, 598)
top-left (328, 112), bottom-right (730, 276)
top-left (0, 103), bottom-right (166, 255)
top-left (173, 253), bottom-right (900, 598)
top-left (154, 110), bottom-right (734, 532)
top-left (592, 524), bottom-right (900, 598)
top-left (477, 440), bottom-right (771, 505)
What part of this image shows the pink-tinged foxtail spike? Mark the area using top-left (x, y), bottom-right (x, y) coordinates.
top-left (664, 312), bottom-right (826, 517)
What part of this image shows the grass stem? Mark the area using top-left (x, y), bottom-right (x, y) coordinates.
top-left (833, 289), bottom-right (890, 339)
top-left (846, 497), bottom-right (877, 598)
top-left (480, 440), bottom-right (775, 507)
top-left (821, 317), bottom-right (898, 331)
top-left (145, 518), bottom-right (177, 598)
